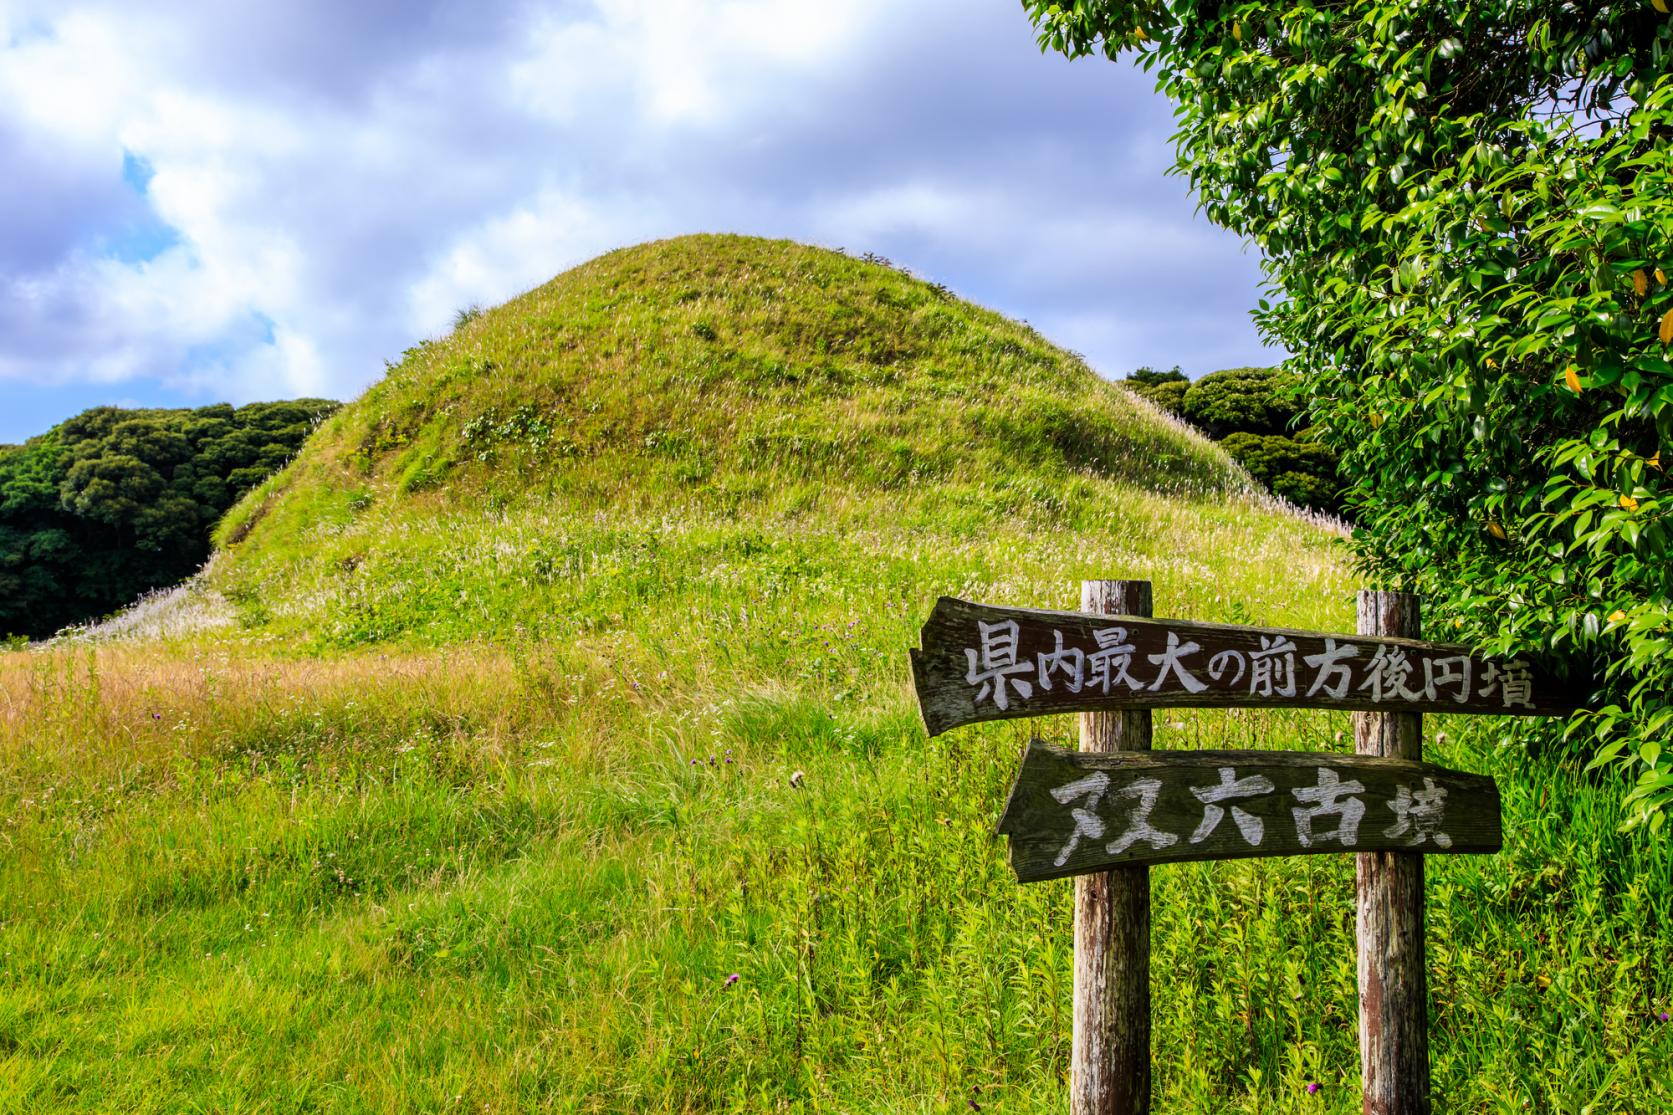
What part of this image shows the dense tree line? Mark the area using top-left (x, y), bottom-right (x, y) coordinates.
top-left (0, 400), bottom-right (337, 640)
top-left (1127, 365), bottom-right (1342, 514)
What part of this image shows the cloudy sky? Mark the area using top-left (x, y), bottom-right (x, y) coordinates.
top-left (0, 0), bottom-right (1277, 445)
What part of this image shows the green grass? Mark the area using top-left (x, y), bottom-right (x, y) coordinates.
top-left (1, 235), bottom-right (1668, 1112)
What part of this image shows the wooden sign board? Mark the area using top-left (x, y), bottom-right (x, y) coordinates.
top-left (997, 741), bottom-right (1502, 883)
top-left (910, 596), bottom-right (1584, 736)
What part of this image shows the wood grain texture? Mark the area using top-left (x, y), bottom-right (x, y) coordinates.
top-left (1354, 591), bottom-right (1431, 1115)
top-left (909, 596), bottom-right (1584, 736)
top-left (996, 742), bottom-right (1501, 883)
top-left (1073, 580), bottom-right (1150, 1115)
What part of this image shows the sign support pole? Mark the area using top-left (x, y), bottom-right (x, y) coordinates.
top-left (1072, 579), bottom-right (1151, 1115)
top-left (1354, 590), bottom-right (1431, 1114)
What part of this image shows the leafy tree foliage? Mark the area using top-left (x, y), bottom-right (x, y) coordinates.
top-left (1125, 364), bottom-right (1342, 511)
top-left (0, 400), bottom-right (337, 639)
top-left (1127, 364), bottom-right (1188, 387)
top-left (1126, 365), bottom-right (1190, 412)
top-left (1026, 2), bottom-right (1673, 822)
top-left (1180, 365), bottom-right (1298, 439)
top-left (1221, 430), bottom-right (1339, 509)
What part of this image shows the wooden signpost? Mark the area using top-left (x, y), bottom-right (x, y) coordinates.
top-left (996, 742), bottom-right (1502, 883)
top-left (909, 584), bottom-right (1584, 1115)
top-left (910, 596), bottom-right (1582, 735)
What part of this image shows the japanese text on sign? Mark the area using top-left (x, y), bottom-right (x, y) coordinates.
top-left (964, 619), bottom-right (1535, 713)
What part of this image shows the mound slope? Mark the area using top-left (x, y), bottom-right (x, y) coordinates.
top-left (207, 234), bottom-right (1307, 647)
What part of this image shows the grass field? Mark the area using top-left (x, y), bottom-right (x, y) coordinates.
top-left (1, 236), bottom-right (1668, 1112)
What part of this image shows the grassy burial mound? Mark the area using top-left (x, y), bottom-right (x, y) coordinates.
top-left (205, 233), bottom-right (1267, 648)
top-left (2, 236), bottom-right (1669, 1113)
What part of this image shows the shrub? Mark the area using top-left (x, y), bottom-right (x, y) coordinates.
top-left (1220, 432), bottom-right (1341, 513)
top-left (1181, 367), bottom-right (1299, 440)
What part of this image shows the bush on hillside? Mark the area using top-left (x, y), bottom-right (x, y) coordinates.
top-left (1127, 365), bottom-right (1187, 388)
top-left (1180, 366), bottom-right (1299, 439)
top-left (0, 399), bottom-right (338, 639)
top-left (1122, 364), bottom-right (1341, 512)
top-left (1125, 366), bottom-right (1189, 415)
top-left (1220, 432), bottom-right (1341, 513)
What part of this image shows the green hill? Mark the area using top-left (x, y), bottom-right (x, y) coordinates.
top-left (6, 236), bottom-right (1666, 1112)
top-left (205, 234), bottom-right (1304, 648)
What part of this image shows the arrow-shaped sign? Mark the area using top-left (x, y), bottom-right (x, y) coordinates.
top-left (909, 596), bottom-right (1585, 736)
top-left (996, 741), bottom-right (1502, 883)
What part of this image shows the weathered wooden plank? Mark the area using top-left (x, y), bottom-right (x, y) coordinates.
top-left (1354, 590), bottom-right (1431, 1114)
top-left (995, 742), bottom-right (1501, 883)
top-left (1073, 580), bottom-right (1151, 1115)
top-left (910, 596), bottom-right (1584, 735)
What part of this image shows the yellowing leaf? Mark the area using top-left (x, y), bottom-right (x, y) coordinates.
top-left (1658, 268), bottom-right (1668, 285)
top-left (1657, 0), bottom-right (1669, 13)
top-left (1564, 365), bottom-right (1582, 393)
top-left (1620, 494), bottom-right (1640, 511)
top-left (1661, 308), bottom-right (1673, 344)
top-left (1487, 520), bottom-right (1507, 540)
top-left (1453, 618), bottom-right (1464, 629)
top-left (1485, 357), bottom-right (1498, 369)
top-left (1635, 269), bottom-right (1649, 296)
top-left (1608, 609), bottom-right (1627, 624)
top-left (1651, 452), bottom-right (1664, 471)
top-left (1370, 413), bottom-right (1384, 428)
top-left (1232, 20), bottom-right (1242, 41)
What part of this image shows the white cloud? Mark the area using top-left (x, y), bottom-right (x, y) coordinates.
top-left (406, 188), bottom-right (646, 335)
top-left (0, 0), bottom-right (1274, 439)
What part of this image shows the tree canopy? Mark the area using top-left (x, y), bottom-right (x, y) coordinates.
top-left (0, 400), bottom-right (337, 640)
top-left (1027, 1), bottom-right (1673, 823)
top-left (1126, 364), bottom-right (1343, 513)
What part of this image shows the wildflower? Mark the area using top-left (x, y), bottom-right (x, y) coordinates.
top-left (1659, 1011), bottom-right (1669, 1023)
top-left (724, 973), bottom-right (740, 987)
top-left (1306, 1082), bottom-right (1320, 1095)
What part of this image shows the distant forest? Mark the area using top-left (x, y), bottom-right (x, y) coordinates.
top-left (1124, 365), bottom-right (1342, 514)
top-left (0, 400), bottom-right (338, 640)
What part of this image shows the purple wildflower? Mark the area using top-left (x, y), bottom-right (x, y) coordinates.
top-left (1306, 1082), bottom-right (1320, 1095)
top-left (724, 973), bottom-right (740, 988)
top-left (1659, 1011), bottom-right (1670, 1023)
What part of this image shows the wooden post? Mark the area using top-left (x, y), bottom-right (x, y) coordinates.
top-left (1072, 579), bottom-right (1151, 1115)
top-left (1354, 591), bottom-right (1431, 1115)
